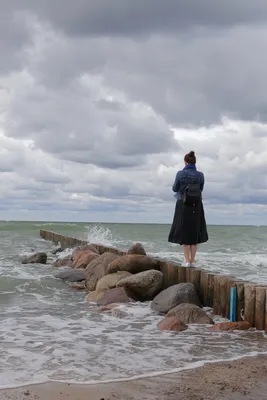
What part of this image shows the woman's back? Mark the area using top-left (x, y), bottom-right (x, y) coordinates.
top-left (173, 165), bottom-right (204, 200)
top-left (168, 151), bottom-right (208, 262)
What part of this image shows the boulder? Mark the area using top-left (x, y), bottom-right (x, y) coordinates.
top-left (127, 243), bottom-right (146, 255)
top-left (96, 271), bottom-right (132, 292)
top-left (157, 316), bottom-right (188, 332)
top-left (52, 256), bottom-right (73, 268)
top-left (85, 290), bottom-right (106, 302)
top-left (167, 303), bottom-right (214, 325)
top-left (208, 321), bottom-right (251, 331)
top-left (22, 252), bottom-right (47, 265)
top-left (151, 282), bottom-right (201, 314)
top-left (91, 243), bottom-right (125, 256)
top-left (107, 254), bottom-right (160, 275)
top-left (71, 244), bottom-right (99, 260)
top-left (54, 268), bottom-right (85, 282)
top-left (84, 252), bottom-right (121, 291)
top-left (117, 269), bottom-right (163, 301)
top-left (72, 248), bottom-right (100, 269)
top-left (85, 273), bottom-right (131, 302)
top-left (97, 287), bottom-right (134, 306)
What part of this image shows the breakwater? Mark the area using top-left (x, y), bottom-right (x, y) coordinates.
top-left (40, 229), bottom-right (267, 332)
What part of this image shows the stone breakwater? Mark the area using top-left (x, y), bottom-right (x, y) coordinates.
top-left (33, 230), bottom-right (267, 333)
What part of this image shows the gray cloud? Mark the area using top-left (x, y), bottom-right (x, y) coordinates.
top-left (1, 1), bottom-right (267, 223)
top-left (2, 2), bottom-right (267, 126)
top-left (0, 9), bottom-right (31, 72)
top-left (4, 0), bottom-right (267, 36)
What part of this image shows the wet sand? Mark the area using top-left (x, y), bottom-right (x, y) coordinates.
top-left (1, 354), bottom-right (267, 400)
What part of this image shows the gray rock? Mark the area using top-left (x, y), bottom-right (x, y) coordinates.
top-left (167, 303), bottom-right (214, 324)
top-left (107, 254), bottom-right (160, 274)
top-left (22, 252), bottom-right (47, 265)
top-left (84, 252), bottom-right (121, 291)
top-left (157, 316), bottom-right (188, 332)
top-left (55, 269), bottom-right (85, 282)
top-left (151, 282), bottom-right (201, 314)
top-left (127, 242), bottom-right (146, 255)
top-left (97, 287), bottom-right (134, 306)
top-left (96, 271), bottom-right (132, 292)
top-left (117, 269), bottom-right (163, 301)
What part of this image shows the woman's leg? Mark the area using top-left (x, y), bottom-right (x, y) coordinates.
top-left (189, 245), bottom-right (197, 264)
top-left (183, 245), bottom-right (191, 263)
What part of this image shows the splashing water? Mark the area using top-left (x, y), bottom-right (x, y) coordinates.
top-left (85, 225), bottom-right (117, 247)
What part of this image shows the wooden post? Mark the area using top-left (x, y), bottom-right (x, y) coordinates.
top-left (177, 266), bottom-right (186, 283)
top-left (62, 236), bottom-right (68, 248)
top-left (244, 283), bottom-right (256, 327)
top-left (218, 276), bottom-right (234, 318)
top-left (199, 270), bottom-right (208, 306)
top-left (213, 275), bottom-right (222, 315)
top-left (255, 286), bottom-right (267, 331)
top-left (159, 262), bottom-right (169, 289)
top-left (199, 271), bottom-right (215, 308)
top-left (167, 263), bottom-right (179, 287)
top-left (185, 268), bottom-right (191, 283)
top-left (189, 269), bottom-right (201, 297)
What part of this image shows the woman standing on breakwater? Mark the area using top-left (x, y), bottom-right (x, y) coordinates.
top-left (168, 151), bottom-right (208, 267)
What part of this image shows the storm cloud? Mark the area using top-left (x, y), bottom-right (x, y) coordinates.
top-left (0, 1), bottom-right (267, 224)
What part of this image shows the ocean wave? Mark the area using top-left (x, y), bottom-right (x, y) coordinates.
top-left (0, 300), bottom-right (266, 388)
top-left (1, 222), bottom-right (267, 387)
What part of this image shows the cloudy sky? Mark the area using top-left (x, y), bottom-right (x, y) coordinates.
top-left (1, 0), bottom-right (267, 225)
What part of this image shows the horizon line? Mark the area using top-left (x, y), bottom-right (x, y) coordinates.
top-left (0, 220), bottom-right (265, 227)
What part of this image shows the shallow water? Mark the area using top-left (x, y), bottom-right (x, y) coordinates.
top-left (1, 222), bottom-right (267, 388)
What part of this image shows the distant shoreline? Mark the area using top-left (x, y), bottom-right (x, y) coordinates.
top-left (0, 220), bottom-right (265, 227)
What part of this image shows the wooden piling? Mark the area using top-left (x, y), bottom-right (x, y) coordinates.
top-left (199, 271), bottom-right (215, 307)
top-left (159, 261), bottom-right (170, 290)
top-left (255, 286), bottom-right (267, 331)
top-left (213, 275), bottom-right (222, 315)
top-left (40, 229), bottom-right (267, 328)
top-left (167, 262), bottom-right (179, 287)
top-left (177, 266), bottom-right (186, 283)
top-left (218, 275), bottom-right (234, 318)
top-left (244, 283), bottom-right (257, 327)
top-left (188, 268), bottom-right (201, 297)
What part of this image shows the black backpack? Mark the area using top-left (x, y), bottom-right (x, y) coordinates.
top-left (182, 172), bottom-right (202, 206)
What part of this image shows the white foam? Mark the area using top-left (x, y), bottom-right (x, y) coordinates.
top-left (1, 350), bottom-right (267, 389)
top-left (55, 248), bottom-right (73, 259)
top-left (85, 225), bottom-right (118, 247)
top-left (0, 296), bottom-right (266, 389)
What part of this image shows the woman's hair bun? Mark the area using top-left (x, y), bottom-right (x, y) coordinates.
top-left (184, 150), bottom-right (196, 164)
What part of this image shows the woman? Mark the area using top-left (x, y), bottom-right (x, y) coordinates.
top-left (168, 151), bottom-right (208, 267)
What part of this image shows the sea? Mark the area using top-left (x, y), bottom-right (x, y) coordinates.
top-left (1, 221), bottom-right (267, 388)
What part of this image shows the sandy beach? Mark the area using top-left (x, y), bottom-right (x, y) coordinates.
top-left (1, 354), bottom-right (267, 400)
